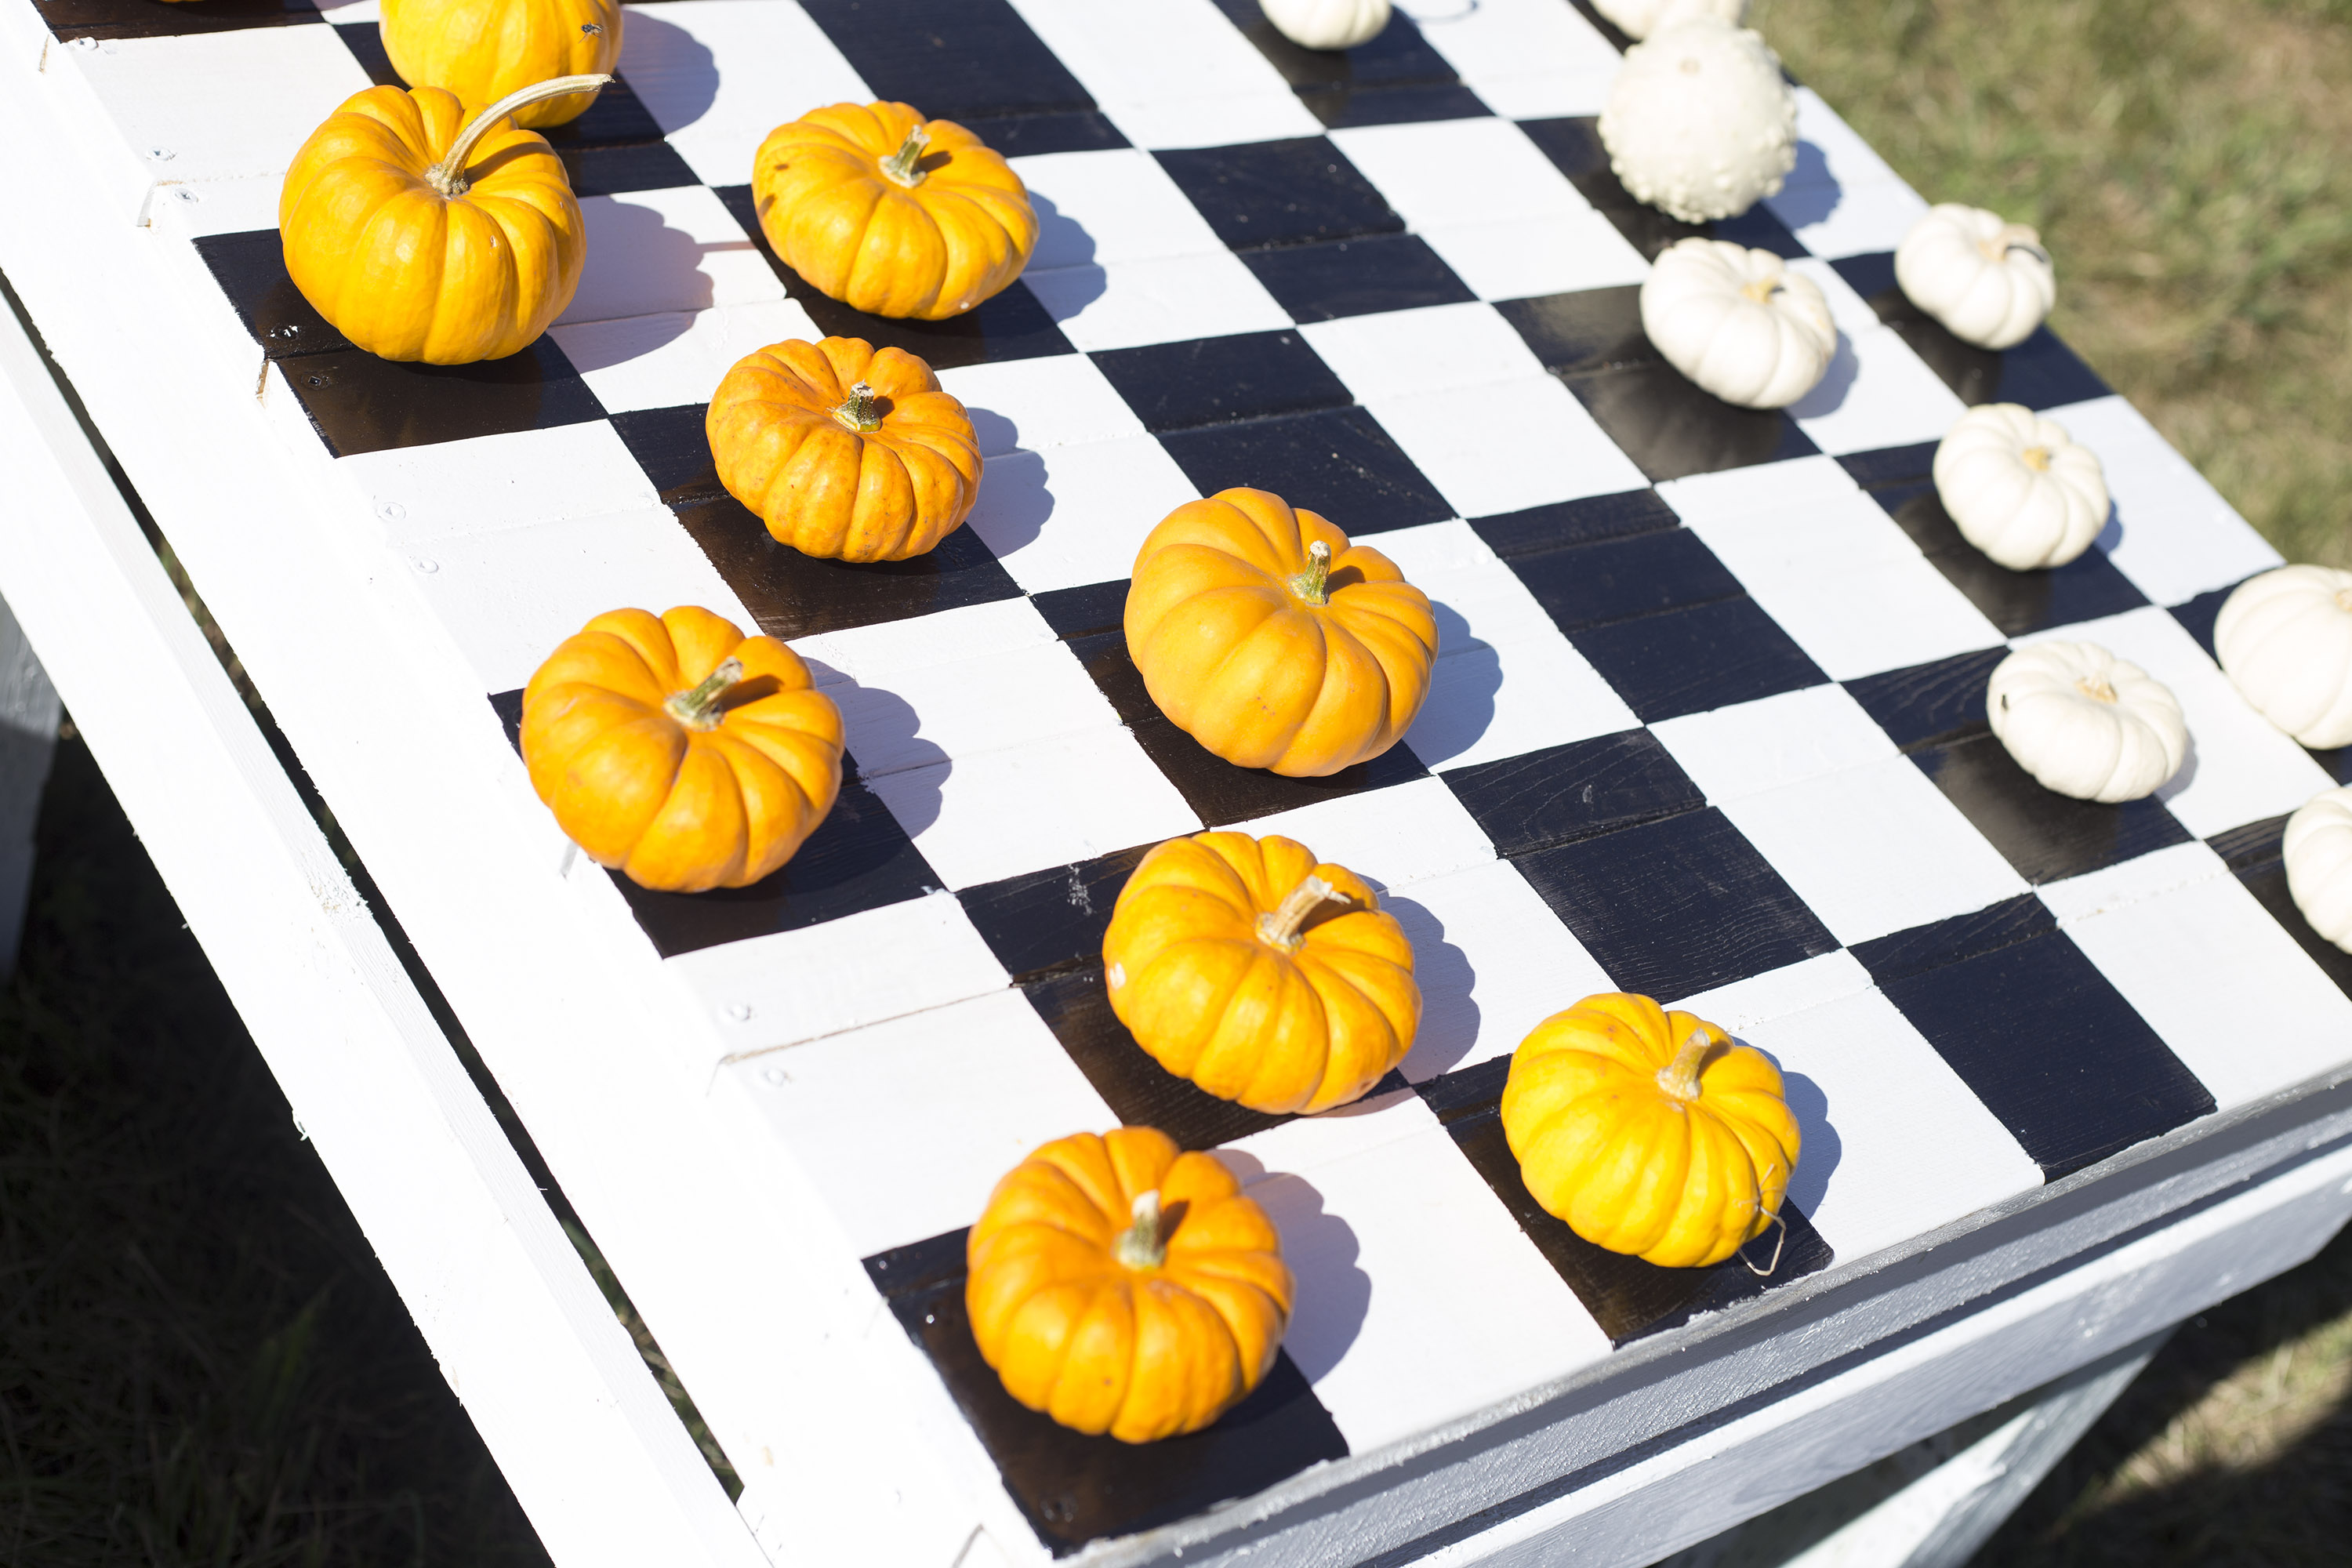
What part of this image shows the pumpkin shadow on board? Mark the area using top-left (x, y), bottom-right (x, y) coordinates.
top-left (1380, 891), bottom-right (1482, 1083)
top-left (568, 197), bottom-right (721, 325)
top-left (792, 666), bottom-right (950, 837)
top-left (613, 9), bottom-right (720, 136)
top-left (958, 412), bottom-right (1058, 561)
top-left (2094, 500), bottom-right (2124, 555)
top-left (1764, 142), bottom-right (1838, 230)
top-left (1393, 601), bottom-right (1501, 771)
top-left (1207, 1155), bottom-right (1370, 1388)
top-left (1017, 195), bottom-right (1109, 326)
top-left (1772, 1064), bottom-right (1842, 1221)
top-left (1786, 330), bottom-right (1860, 420)
top-left (546, 308), bottom-right (695, 376)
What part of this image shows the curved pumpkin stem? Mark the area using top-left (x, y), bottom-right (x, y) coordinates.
top-left (2076, 675), bottom-right (2119, 704)
top-left (831, 381), bottom-right (884, 433)
top-left (1737, 1209), bottom-right (1788, 1278)
top-left (1112, 1189), bottom-right (1167, 1270)
top-left (664, 656), bottom-right (745, 731)
top-left (2020, 444), bottom-right (2053, 472)
top-left (425, 74), bottom-right (614, 197)
top-left (1256, 874), bottom-right (1346, 950)
top-left (1656, 1026), bottom-right (1715, 1102)
top-left (878, 123), bottom-right (932, 188)
top-left (1977, 221), bottom-right (2049, 267)
top-left (1289, 539), bottom-right (1334, 606)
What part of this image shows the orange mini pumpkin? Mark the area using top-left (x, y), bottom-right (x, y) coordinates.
top-left (706, 336), bottom-right (982, 563)
top-left (967, 1127), bottom-right (1293, 1443)
top-left (1103, 833), bottom-right (1420, 1113)
top-left (379, 0), bottom-right (622, 129)
top-left (1501, 993), bottom-right (1801, 1269)
top-left (1126, 488), bottom-right (1438, 777)
top-left (750, 101), bottom-right (1038, 321)
top-left (520, 606), bottom-right (844, 892)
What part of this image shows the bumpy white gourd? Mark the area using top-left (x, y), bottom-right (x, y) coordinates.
top-left (2215, 564), bottom-right (2352, 749)
top-left (1896, 205), bottom-right (2056, 350)
top-left (1594, 0), bottom-right (1748, 40)
top-left (1640, 238), bottom-right (1835, 409)
top-left (1987, 641), bottom-right (2187, 804)
top-left (1931, 404), bottom-right (2109, 571)
top-left (1259, 0), bottom-right (1391, 49)
top-left (1597, 19), bottom-right (1797, 223)
top-left (2284, 786), bottom-right (2352, 953)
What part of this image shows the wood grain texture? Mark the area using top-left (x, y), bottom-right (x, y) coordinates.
top-left (1440, 728), bottom-right (1705, 858)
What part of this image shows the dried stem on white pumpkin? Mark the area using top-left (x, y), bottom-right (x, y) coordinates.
top-left (1112, 1189), bottom-right (1167, 1269)
top-left (2076, 675), bottom-right (2120, 703)
top-left (1256, 874), bottom-right (1348, 950)
top-left (1655, 1026), bottom-right (1715, 1102)
top-left (665, 656), bottom-right (745, 730)
top-left (1289, 539), bottom-right (1334, 606)
top-left (832, 381), bottom-right (884, 433)
top-left (424, 74), bottom-right (614, 198)
top-left (878, 124), bottom-right (933, 188)
top-left (1976, 221), bottom-right (2050, 267)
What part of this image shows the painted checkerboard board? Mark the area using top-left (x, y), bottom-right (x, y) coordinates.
top-left (44, 0), bottom-right (2352, 1554)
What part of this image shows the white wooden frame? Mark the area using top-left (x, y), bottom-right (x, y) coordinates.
top-left (6, 14), bottom-right (2352, 1566)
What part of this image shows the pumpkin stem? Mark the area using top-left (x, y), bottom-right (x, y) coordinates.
top-left (1256, 874), bottom-right (1348, 950)
top-left (2337, 587), bottom-right (2352, 613)
top-left (1112, 1189), bottom-right (1167, 1270)
top-left (2021, 445), bottom-right (2053, 472)
top-left (425, 74), bottom-right (613, 198)
top-left (831, 381), bottom-right (885, 434)
top-left (2076, 675), bottom-right (2119, 704)
top-left (1979, 221), bottom-right (2049, 267)
top-left (878, 123), bottom-right (932, 188)
top-left (1656, 1027), bottom-right (1715, 1102)
top-left (1288, 539), bottom-right (1334, 606)
top-left (1740, 274), bottom-right (1784, 305)
top-left (663, 656), bottom-right (746, 731)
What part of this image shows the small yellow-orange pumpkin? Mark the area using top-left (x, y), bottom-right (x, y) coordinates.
top-left (751, 101), bottom-right (1038, 321)
top-left (380, 0), bottom-right (622, 129)
top-left (706, 336), bottom-right (982, 562)
top-left (1103, 833), bottom-right (1420, 1113)
top-left (1501, 993), bottom-right (1801, 1269)
top-left (280, 78), bottom-right (597, 365)
top-left (1126, 488), bottom-right (1438, 777)
top-left (520, 606), bottom-right (844, 893)
top-left (967, 1127), bottom-right (1293, 1443)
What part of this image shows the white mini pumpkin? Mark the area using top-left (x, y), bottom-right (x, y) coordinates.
top-left (1593, 0), bottom-right (1748, 40)
top-left (2284, 786), bottom-right (2352, 953)
top-left (1596, 18), bottom-right (1797, 223)
top-left (1895, 205), bottom-right (2056, 350)
top-left (1640, 238), bottom-right (1835, 409)
top-left (2215, 564), bottom-right (2352, 750)
top-left (1986, 641), bottom-right (2187, 804)
top-left (1259, 0), bottom-right (1391, 49)
top-left (1931, 404), bottom-right (2109, 571)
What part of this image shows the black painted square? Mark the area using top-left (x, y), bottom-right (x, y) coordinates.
top-left (610, 402), bottom-right (721, 504)
top-left (560, 141), bottom-right (704, 198)
top-left (1911, 731), bottom-right (2192, 885)
top-left (1505, 526), bottom-right (1745, 633)
top-left (1418, 1058), bottom-right (1835, 1343)
top-left (1844, 647), bottom-right (2009, 753)
top-left (1067, 630), bottom-right (1428, 826)
top-left (1032, 579), bottom-right (1129, 642)
top-left (956, 111), bottom-right (1130, 157)
top-left (1209, 0), bottom-right (1459, 93)
top-left (1569, 597), bottom-right (1829, 724)
top-left (1155, 139), bottom-right (1406, 252)
top-left (1307, 82), bottom-right (1493, 129)
top-left (1512, 117), bottom-right (1708, 260)
top-left (713, 185), bottom-right (1075, 370)
top-left (332, 20), bottom-right (400, 85)
top-left (1494, 287), bottom-right (1656, 378)
top-left (1830, 254), bottom-right (2111, 410)
top-left (957, 844), bottom-right (1157, 984)
top-left (1876, 485), bottom-right (2147, 637)
top-left (1510, 808), bottom-right (1841, 999)
top-left (281, 339), bottom-right (606, 457)
top-left (2210, 816), bottom-right (2352, 1003)
top-left (1442, 730), bottom-right (1706, 858)
top-left (862, 1229), bottom-right (1348, 1555)
top-left (44, 0), bottom-right (318, 39)
top-left (1854, 900), bottom-right (2214, 1178)
top-left (194, 229), bottom-right (352, 361)
top-left (1468, 488), bottom-right (1680, 558)
top-left (1240, 234), bottom-right (1478, 323)
top-left (2167, 583), bottom-right (2237, 662)
top-left (1090, 330), bottom-right (1350, 433)
top-left (1156, 406), bottom-right (1453, 536)
top-left (797, 0), bottom-right (1096, 122)
top-left (1564, 363), bottom-right (1821, 484)
top-left (673, 496), bottom-right (1024, 642)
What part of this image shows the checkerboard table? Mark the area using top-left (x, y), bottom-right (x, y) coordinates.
top-left (10, 0), bottom-right (2352, 1563)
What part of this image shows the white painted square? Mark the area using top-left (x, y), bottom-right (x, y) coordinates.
top-left (1786, 89), bottom-right (1909, 198)
top-left (937, 354), bottom-right (1149, 457)
top-left (561, 187), bottom-right (786, 327)
top-left (1331, 118), bottom-right (1590, 230)
top-left (1785, 256), bottom-right (1889, 343)
top-left (2043, 841), bottom-right (2352, 1111)
top-left (1656, 453), bottom-right (1863, 525)
top-left (404, 506), bottom-right (752, 691)
top-left (1235, 1115), bottom-right (1612, 1454)
top-left (963, 434), bottom-right (1200, 593)
top-left (813, 633), bottom-right (1123, 779)
top-left (726, 988), bottom-right (1113, 1257)
top-left (1222, 1087), bottom-right (1442, 1185)
top-left (1367, 375), bottom-right (1650, 519)
top-left (789, 593), bottom-right (1057, 682)
top-left (1717, 757), bottom-right (2031, 947)
top-left (1008, 147), bottom-right (1232, 268)
top-left (1734, 985), bottom-right (2044, 1263)
top-left (1024, 253), bottom-right (1294, 351)
top-left (552, 298), bottom-right (822, 415)
top-left (1788, 327), bottom-right (1972, 457)
top-left (1414, 0), bottom-right (1622, 121)
top-left (2050, 397), bottom-right (2284, 606)
top-left (623, 0), bottom-right (871, 186)
top-left (2013, 605), bottom-right (2332, 839)
top-left (148, 172), bottom-right (283, 239)
top-left (668, 893), bottom-right (1009, 1059)
top-left (1232, 775), bottom-right (1495, 893)
top-left (1010, 0), bottom-right (1322, 150)
top-left (1670, 949), bottom-right (1878, 1033)
top-left (1651, 684), bottom-right (1899, 806)
top-left (1301, 303), bottom-right (1549, 404)
top-left (1388, 858), bottom-right (1616, 1081)
top-left (1769, 178), bottom-right (1933, 263)
top-left (339, 422), bottom-right (660, 544)
top-left (1419, 211), bottom-right (1653, 303)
